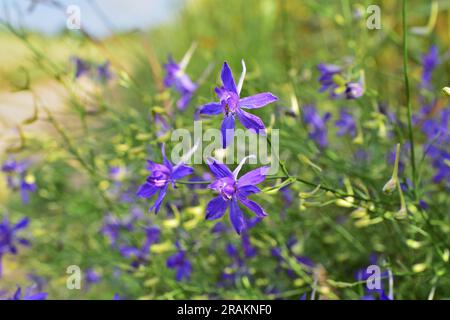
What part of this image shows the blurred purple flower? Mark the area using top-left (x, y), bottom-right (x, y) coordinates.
top-left (345, 82), bottom-right (363, 99)
top-left (119, 226), bottom-right (161, 268)
top-left (205, 156), bottom-right (269, 234)
top-left (72, 56), bottom-right (90, 79)
top-left (303, 105), bottom-right (330, 149)
top-left (1, 158), bottom-right (37, 204)
top-left (421, 45), bottom-right (439, 88)
top-left (317, 63), bottom-right (342, 96)
top-left (0, 217), bottom-right (30, 278)
top-left (164, 56), bottom-right (198, 111)
top-left (198, 62), bottom-right (277, 148)
top-left (97, 61), bottom-right (112, 82)
top-left (335, 108), bottom-right (357, 137)
top-left (8, 286), bottom-right (47, 300)
top-left (166, 241), bottom-right (192, 282)
top-left (137, 144), bottom-right (195, 214)
top-left (85, 268), bottom-right (101, 284)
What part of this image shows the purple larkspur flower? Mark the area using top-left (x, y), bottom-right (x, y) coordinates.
top-left (72, 56), bottom-right (90, 79)
top-left (154, 113), bottom-right (170, 138)
top-left (8, 286), bottom-right (47, 300)
top-left (317, 63), bottom-right (363, 99)
top-left (119, 225), bottom-right (161, 268)
top-left (317, 63), bottom-right (342, 96)
top-left (137, 144), bottom-right (195, 213)
top-left (241, 234), bottom-right (257, 258)
top-left (1, 158), bottom-right (37, 204)
top-left (85, 268), bottom-right (101, 284)
top-left (421, 45), bottom-right (439, 88)
top-left (166, 241), bottom-right (192, 282)
top-left (164, 56), bottom-right (198, 110)
top-left (198, 61), bottom-right (277, 148)
top-left (335, 108), bottom-right (357, 137)
top-left (302, 105), bottom-right (330, 149)
top-left (97, 61), bottom-right (112, 82)
top-left (0, 217), bottom-right (30, 278)
top-left (345, 82), bottom-right (363, 99)
top-left (205, 156), bottom-right (269, 234)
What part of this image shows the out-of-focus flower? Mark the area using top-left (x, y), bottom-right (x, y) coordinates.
top-left (119, 226), bottom-right (161, 268)
top-left (8, 286), bottom-right (47, 300)
top-left (0, 217), bottom-right (30, 277)
top-left (317, 63), bottom-right (342, 96)
top-left (421, 45), bottom-right (439, 88)
top-left (137, 144), bottom-right (196, 214)
top-left (302, 105), bottom-right (330, 149)
top-left (335, 108), bottom-right (357, 137)
top-left (85, 268), bottom-right (101, 284)
top-left (72, 56), bottom-right (90, 79)
top-left (166, 241), bottom-right (192, 282)
top-left (345, 82), bottom-right (363, 99)
top-left (198, 61), bottom-right (277, 148)
top-left (71, 57), bottom-right (112, 82)
top-left (205, 156), bottom-right (269, 234)
top-left (164, 55), bottom-right (198, 110)
top-left (317, 63), bottom-right (364, 99)
top-left (1, 158), bottom-right (37, 204)
top-left (97, 61), bottom-right (112, 82)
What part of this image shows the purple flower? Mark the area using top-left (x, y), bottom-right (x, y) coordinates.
top-left (97, 61), bottom-right (112, 82)
top-left (421, 45), bottom-right (439, 88)
top-left (198, 61), bottom-right (277, 148)
top-left (205, 156), bottom-right (269, 234)
top-left (345, 82), bottom-right (363, 99)
top-left (302, 105), bottom-right (330, 149)
top-left (164, 56), bottom-right (198, 110)
top-left (2, 158), bottom-right (37, 204)
top-left (335, 108), bottom-right (357, 137)
top-left (0, 217), bottom-right (30, 278)
top-left (85, 268), bottom-right (101, 284)
top-left (317, 63), bottom-right (363, 99)
top-left (119, 226), bottom-right (161, 268)
top-left (72, 56), bottom-right (90, 79)
top-left (8, 286), bottom-right (47, 300)
top-left (166, 241), bottom-right (192, 282)
top-left (317, 63), bottom-right (342, 97)
top-left (137, 144), bottom-right (195, 213)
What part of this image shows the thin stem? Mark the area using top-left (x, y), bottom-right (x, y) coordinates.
top-left (402, 0), bottom-right (417, 198)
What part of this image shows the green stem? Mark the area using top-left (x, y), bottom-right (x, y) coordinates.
top-left (402, 0), bottom-right (417, 198)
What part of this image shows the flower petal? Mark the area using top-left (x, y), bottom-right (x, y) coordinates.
top-left (237, 185), bottom-right (261, 197)
top-left (239, 92), bottom-right (277, 109)
top-left (238, 196), bottom-right (267, 217)
top-left (198, 102), bottom-right (223, 116)
top-left (221, 62), bottom-right (237, 93)
top-left (136, 183), bottom-right (159, 198)
top-left (229, 197), bottom-right (246, 235)
top-left (237, 166), bottom-right (269, 187)
top-left (13, 217), bottom-right (29, 231)
top-left (161, 144), bottom-right (172, 170)
top-left (150, 185), bottom-right (168, 214)
top-left (205, 196), bottom-right (229, 220)
top-left (221, 114), bottom-right (235, 148)
top-left (236, 109), bottom-right (266, 135)
top-left (206, 158), bottom-right (233, 178)
top-left (172, 164), bottom-right (194, 180)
